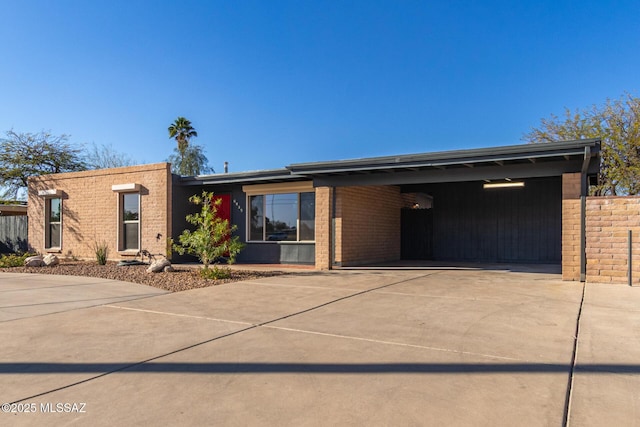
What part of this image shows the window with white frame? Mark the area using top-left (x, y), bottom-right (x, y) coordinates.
top-left (248, 192), bottom-right (315, 242)
top-left (120, 192), bottom-right (140, 251)
top-left (45, 197), bottom-right (62, 249)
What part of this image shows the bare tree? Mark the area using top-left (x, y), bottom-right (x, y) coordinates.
top-left (84, 142), bottom-right (136, 169)
top-left (0, 130), bottom-right (87, 199)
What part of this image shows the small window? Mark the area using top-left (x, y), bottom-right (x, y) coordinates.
top-left (45, 198), bottom-right (62, 249)
top-left (120, 193), bottom-right (140, 251)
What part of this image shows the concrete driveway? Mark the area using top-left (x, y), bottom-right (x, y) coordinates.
top-left (1, 268), bottom-right (639, 426)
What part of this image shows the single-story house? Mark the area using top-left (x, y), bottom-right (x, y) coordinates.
top-left (27, 139), bottom-right (607, 281)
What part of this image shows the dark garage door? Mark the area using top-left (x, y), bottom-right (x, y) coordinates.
top-left (402, 177), bottom-right (561, 264)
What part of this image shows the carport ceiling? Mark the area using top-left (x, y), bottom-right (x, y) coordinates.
top-left (287, 139), bottom-right (601, 186)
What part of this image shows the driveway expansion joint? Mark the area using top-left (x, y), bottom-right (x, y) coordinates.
top-left (10, 271), bottom-right (442, 404)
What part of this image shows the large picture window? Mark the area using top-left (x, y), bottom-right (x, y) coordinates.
top-left (121, 193), bottom-right (140, 250)
top-left (45, 197), bottom-right (61, 249)
top-left (249, 192), bottom-right (315, 242)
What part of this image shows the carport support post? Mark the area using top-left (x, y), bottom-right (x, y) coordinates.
top-left (331, 186), bottom-right (336, 268)
top-left (580, 195), bottom-right (586, 282)
top-left (579, 148), bottom-right (591, 283)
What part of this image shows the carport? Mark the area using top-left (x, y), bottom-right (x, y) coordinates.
top-left (401, 177), bottom-right (561, 263)
top-left (288, 139), bottom-right (601, 267)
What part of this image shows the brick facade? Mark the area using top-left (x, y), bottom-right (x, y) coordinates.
top-left (562, 173), bottom-right (582, 281)
top-left (561, 170), bottom-right (640, 284)
top-left (26, 161), bottom-right (635, 281)
top-left (334, 185), bottom-right (402, 266)
top-left (28, 163), bottom-right (172, 261)
top-left (585, 197), bottom-right (640, 284)
top-left (314, 186), bottom-right (332, 269)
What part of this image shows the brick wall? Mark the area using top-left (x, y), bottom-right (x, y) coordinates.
top-left (335, 185), bottom-right (402, 266)
top-left (314, 186), bottom-right (332, 270)
top-left (562, 173), bottom-right (582, 281)
top-left (585, 197), bottom-right (640, 284)
top-left (28, 163), bottom-right (172, 261)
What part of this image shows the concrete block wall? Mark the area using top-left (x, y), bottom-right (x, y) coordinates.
top-left (562, 173), bottom-right (582, 281)
top-left (28, 163), bottom-right (172, 261)
top-left (585, 197), bottom-right (640, 284)
top-left (335, 185), bottom-right (402, 266)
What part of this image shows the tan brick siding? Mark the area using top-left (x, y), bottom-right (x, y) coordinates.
top-left (562, 172), bottom-right (582, 200)
top-left (314, 186), bottom-right (332, 270)
top-left (562, 199), bottom-right (581, 280)
top-left (27, 163), bottom-right (172, 261)
top-left (585, 197), bottom-right (640, 284)
top-left (562, 173), bottom-right (582, 281)
top-left (335, 185), bottom-right (402, 266)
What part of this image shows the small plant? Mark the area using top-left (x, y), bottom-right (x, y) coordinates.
top-left (200, 265), bottom-right (232, 280)
top-left (93, 241), bottom-right (109, 265)
top-left (174, 191), bottom-right (244, 270)
top-left (0, 252), bottom-right (33, 268)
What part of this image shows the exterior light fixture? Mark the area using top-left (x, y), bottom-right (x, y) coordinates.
top-left (483, 181), bottom-right (525, 189)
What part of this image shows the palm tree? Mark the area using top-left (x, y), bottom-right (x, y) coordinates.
top-left (168, 117), bottom-right (198, 166)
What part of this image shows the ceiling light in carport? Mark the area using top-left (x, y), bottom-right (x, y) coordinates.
top-left (483, 181), bottom-right (525, 189)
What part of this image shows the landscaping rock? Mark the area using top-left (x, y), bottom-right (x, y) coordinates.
top-left (43, 254), bottom-right (60, 266)
top-left (24, 255), bottom-right (45, 267)
top-left (163, 265), bottom-right (175, 273)
top-left (147, 257), bottom-right (171, 273)
top-left (1, 260), bottom-right (284, 292)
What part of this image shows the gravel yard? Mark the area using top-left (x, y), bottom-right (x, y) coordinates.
top-left (0, 260), bottom-right (287, 292)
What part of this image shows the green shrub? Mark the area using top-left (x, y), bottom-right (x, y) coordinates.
top-left (0, 253), bottom-right (33, 268)
top-left (200, 265), bottom-right (232, 280)
top-left (174, 191), bottom-right (244, 269)
top-left (93, 241), bottom-right (108, 265)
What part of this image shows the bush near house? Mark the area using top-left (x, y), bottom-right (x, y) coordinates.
top-left (0, 252), bottom-right (34, 268)
top-left (174, 191), bottom-right (244, 278)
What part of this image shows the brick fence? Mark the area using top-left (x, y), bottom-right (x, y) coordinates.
top-left (585, 196), bottom-right (640, 284)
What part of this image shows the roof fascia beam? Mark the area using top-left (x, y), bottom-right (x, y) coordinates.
top-left (313, 160), bottom-right (583, 187)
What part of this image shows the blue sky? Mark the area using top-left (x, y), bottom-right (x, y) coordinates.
top-left (1, 0), bottom-right (638, 173)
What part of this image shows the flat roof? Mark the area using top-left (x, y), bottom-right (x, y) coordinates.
top-left (180, 168), bottom-right (306, 186)
top-left (179, 139), bottom-right (601, 187)
top-left (286, 139), bottom-right (601, 175)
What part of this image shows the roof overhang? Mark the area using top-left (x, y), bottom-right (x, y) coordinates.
top-left (176, 139), bottom-right (601, 189)
top-left (179, 168), bottom-right (308, 186)
top-left (286, 139), bottom-right (601, 187)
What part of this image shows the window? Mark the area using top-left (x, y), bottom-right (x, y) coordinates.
top-left (45, 198), bottom-right (61, 249)
top-left (299, 192), bottom-right (315, 241)
top-left (112, 183), bottom-right (142, 252)
top-left (250, 195), bottom-right (264, 241)
top-left (248, 192), bottom-right (315, 242)
top-left (121, 193), bottom-right (140, 250)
